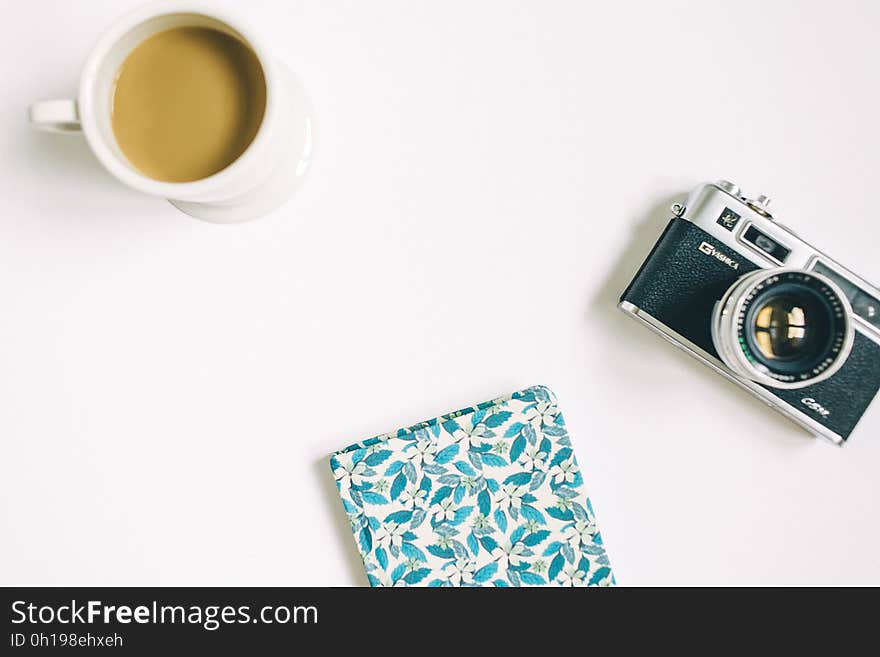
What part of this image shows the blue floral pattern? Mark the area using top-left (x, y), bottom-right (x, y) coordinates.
top-left (330, 386), bottom-right (614, 587)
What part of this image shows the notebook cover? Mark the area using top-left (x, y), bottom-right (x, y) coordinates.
top-left (329, 385), bottom-right (614, 587)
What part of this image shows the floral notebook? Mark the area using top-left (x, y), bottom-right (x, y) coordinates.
top-left (329, 385), bottom-right (614, 587)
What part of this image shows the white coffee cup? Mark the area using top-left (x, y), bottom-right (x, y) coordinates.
top-left (28, 1), bottom-right (314, 223)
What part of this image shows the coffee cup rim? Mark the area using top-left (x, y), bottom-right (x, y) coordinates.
top-left (78, 0), bottom-right (279, 198)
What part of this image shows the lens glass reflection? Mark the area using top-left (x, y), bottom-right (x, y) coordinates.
top-left (746, 286), bottom-right (834, 375)
top-left (752, 295), bottom-right (811, 361)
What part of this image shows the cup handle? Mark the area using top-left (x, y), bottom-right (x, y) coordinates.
top-left (28, 99), bottom-right (82, 134)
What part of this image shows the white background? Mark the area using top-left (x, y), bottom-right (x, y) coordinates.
top-left (2, 0), bottom-right (878, 586)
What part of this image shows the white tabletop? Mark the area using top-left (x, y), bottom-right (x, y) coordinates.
top-left (2, 0), bottom-right (879, 586)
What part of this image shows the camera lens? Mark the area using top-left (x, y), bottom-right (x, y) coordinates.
top-left (746, 287), bottom-right (835, 373)
top-left (712, 269), bottom-right (854, 389)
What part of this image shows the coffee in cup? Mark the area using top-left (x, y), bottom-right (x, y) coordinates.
top-left (29, 3), bottom-right (313, 223)
top-left (111, 26), bottom-right (266, 183)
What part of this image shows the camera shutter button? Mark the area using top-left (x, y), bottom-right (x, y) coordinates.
top-left (746, 194), bottom-right (773, 218)
top-left (716, 179), bottom-right (741, 197)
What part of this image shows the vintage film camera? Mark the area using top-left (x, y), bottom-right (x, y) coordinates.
top-left (620, 180), bottom-right (880, 444)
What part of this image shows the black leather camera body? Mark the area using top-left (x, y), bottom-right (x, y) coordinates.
top-left (620, 180), bottom-right (880, 444)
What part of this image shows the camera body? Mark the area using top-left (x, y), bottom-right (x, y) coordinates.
top-left (620, 180), bottom-right (880, 444)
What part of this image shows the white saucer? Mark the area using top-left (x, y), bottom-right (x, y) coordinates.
top-left (170, 63), bottom-right (314, 223)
